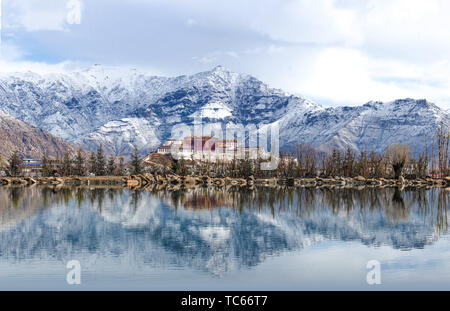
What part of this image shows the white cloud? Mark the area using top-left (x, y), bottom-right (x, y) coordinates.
top-left (193, 50), bottom-right (240, 64)
top-left (3, 0), bottom-right (83, 32)
top-left (0, 59), bottom-right (74, 75)
top-left (0, 0), bottom-right (450, 109)
top-left (358, 0), bottom-right (450, 62)
top-left (186, 18), bottom-right (197, 26)
top-left (248, 0), bottom-right (363, 46)
top-left (300, 48), bottom-right (450, 108)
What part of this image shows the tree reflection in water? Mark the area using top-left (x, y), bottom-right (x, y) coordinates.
top-left (1, 185), bottom-right (447, 232)
top-left (0, 185), bottom-right (448, 278)
top-left (149, 186), bottom-right (448, 232)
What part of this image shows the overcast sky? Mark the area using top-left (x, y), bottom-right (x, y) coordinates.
top-left (0, 0), bottom-right (449, 109)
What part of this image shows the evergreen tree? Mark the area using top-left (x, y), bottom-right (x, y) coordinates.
top-left (171, 158), bottom-right (179, 174)
top-left (61, 150), bottom-right (72, 176)
top-left (118, 156), bottom-right (125, 176)
top-left (343, 146), bottom-right (355, 177)
top-left (41, 153), bottom-right (52, 177)
top-left (107, 156), bottom-right (116, 176)
top-left (95, 145), bottom-right (106, 176)
top-left (88, 152), bottom-right (96, 175)
top-left (8, 150), bottom-right (23, 177)
top-left (130, 145), bottom-right (142, 175)
top-left (74, 148), bottom-right (86, 176)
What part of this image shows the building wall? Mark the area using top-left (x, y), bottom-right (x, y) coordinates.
top-left (156, 137), bottom-right (271, 163)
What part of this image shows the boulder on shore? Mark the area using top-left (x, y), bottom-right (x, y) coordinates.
top-left (355, 176), bottom-right (366, 182)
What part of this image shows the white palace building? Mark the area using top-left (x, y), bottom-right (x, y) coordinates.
top-left (156, 136), bottom-right (271, 162)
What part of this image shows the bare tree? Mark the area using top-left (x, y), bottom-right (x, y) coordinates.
top-left (386, 144), bottom-right (410, 179)
top-left (437, 126), bottom-right (449, 178)
top-left (293, 144), bottom-right (317, 177)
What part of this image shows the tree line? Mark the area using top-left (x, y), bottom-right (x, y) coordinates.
top-left (1, 145), bottom-right (143, 177)
top-left (1, 128), bottom-right (449, 179)
top-left (168, 129), bottom-right (449, 180)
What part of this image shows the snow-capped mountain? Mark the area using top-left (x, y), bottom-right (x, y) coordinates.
top-left (0, 65), bottom-right (448, 156)
top-left (278, 98), bottom-right (450, 154)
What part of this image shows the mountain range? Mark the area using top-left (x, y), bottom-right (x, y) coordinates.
top-left (0, 65), bottom-right (448, 157)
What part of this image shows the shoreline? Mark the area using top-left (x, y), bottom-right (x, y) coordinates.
top-left (1, 174), bottom-right (449, 189)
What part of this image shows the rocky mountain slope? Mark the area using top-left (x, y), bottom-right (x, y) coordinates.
top-left (0, 65), bottom-right (448, 157)
top-left (0, 111), bottom-right (84, 159)
top-left (278, 98), bottom-right (450, 154)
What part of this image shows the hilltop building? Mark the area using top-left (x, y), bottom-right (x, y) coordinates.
top-left (156, 136), bottom-right (271, 162)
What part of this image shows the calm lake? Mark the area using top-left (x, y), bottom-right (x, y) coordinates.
top-left (0, 186), bottom-right (449, 290)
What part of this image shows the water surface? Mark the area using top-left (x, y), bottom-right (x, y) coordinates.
top-left (0, 186), bottom-right (448, 290)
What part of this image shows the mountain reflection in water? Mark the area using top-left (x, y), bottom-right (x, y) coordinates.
top-left (0, 186), bottom-right (448, 277)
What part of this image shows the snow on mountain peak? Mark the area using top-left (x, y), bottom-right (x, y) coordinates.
top-left (0, 66), bottom-right (448, 156)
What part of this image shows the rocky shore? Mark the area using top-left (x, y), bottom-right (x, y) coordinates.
top-left (1, 174), bottom-right (450, 189)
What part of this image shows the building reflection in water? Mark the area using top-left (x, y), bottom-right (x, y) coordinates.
top-left (0, 185), bottom-right (448, 276)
